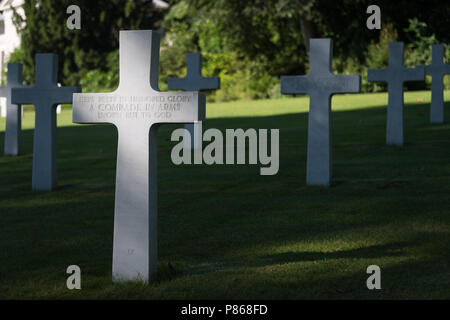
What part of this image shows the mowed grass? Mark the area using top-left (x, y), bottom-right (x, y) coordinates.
top-left (0, 90), bottom-right (449, 299)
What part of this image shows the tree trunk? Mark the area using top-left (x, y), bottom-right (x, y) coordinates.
top-left (298, 0), bottom-right (318, 51)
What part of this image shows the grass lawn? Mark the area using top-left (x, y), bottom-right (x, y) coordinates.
top-left (0, 90), bottom-right (449, 299)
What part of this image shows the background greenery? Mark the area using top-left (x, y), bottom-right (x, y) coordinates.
top-left (0, 91), bottom-right (449, 299)
top-left (6, 0), bottom-right (450, 101)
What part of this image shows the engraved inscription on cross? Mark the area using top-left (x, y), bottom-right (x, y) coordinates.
top-left (0, 63), bottom-right (24, 156)
top-left (73, 30), bottom-right (205, 283)
top-left (281, 38), bottom-right (360, 186)
top-left (11, 54), bottom-right (80, 191)
top-left (168, 52), bottom-right (220, 150)
top-left (423, 44), bottom-right (450, 124)
top-left (367, 42), bottom-right (424, 146)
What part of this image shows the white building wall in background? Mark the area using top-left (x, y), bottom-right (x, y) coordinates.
top-left (0, 0), bottom-right (167, 84)
top-left (0, 0), bottom-right (25, 83)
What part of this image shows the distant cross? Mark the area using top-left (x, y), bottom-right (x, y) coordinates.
top-left (11, 54), bottom-right (80, 190)
top-left (72, 30), bottom-right (205, 283)
top-left (57, 83), bottom-right (63, 114)
top-left (367, 42), bottom-right (424, 146)
top-left (281, 38), bottom-right (360, 186)
top-left (424, 44), bottom-right (450, 124)
top-left (168, 52), bottom-right (220, 150)
top-left (0, 63), bottom-right (24, 156)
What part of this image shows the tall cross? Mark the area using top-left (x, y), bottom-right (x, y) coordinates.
top-left (11, 54), bottom-right (80, 191)
top-left (72, 30), bottom-right (205, 283)
top-left (168, 52), bottom-right (220, 150)
top-left (424, 44), bottom-right (450, 124)
top-left (367, 42), bottom-right (424, 146)
top-left (0, 63), bottom-right (24, 156)
top-left (281, 38), bottom-right (360, 186)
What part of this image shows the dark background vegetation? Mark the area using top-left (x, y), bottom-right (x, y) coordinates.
top-left (0, 96), bottom-right (449, 299)
top-left (8, 0), bottom-right (450, 99)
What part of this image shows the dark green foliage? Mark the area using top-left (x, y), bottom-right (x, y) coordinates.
top-left (10, 0), bottom-right (165, 85)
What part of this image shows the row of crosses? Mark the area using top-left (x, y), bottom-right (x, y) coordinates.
top-left (0, 31), bottom-right (449, 283)
top-left (282, 40), bottom-right (450, 186)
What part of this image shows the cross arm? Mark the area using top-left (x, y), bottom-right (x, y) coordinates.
top-left (442, 64), bottom-right (450, 74)
top-left (167, 77), bottom-right (220, 91)
top-left (167, 77), bottom-right (190, 91)
top-left (6, 63), bottom-right (23, 85)
top-left (443, 64), bottom-right (450, 73)
top-left (421, 64), bottom-right (431, 76)
top-left (11, 85), bottom-right (80, 105)
top-left (73, 91), bottom-right (205, 126)
top-left (280, 75), bottom-right (309, 94)
top-left (197, 77), bottom-right (220, 91)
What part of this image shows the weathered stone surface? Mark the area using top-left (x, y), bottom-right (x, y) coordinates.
top-left (423, 44), bottom-right (450, 124)
top-left (168, 52), bottom-right (220, 149)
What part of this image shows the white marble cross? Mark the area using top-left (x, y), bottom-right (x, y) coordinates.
top-left (424, 44), bottom-right (450, 124)
top-left (0, 99), bottom-right (6, 117)
top-left (281, 38), bottom-right (360, 186)
top-left (11, 54), bottom-right (81, 191)
top-left (0, 63), bottom-right (24, 156)
top-left (73, 30), bottom-right (205, 283)
top-left (168, 52), bottom-right (220, 150)
top-left (367, 42), bottom-right (424, 146)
